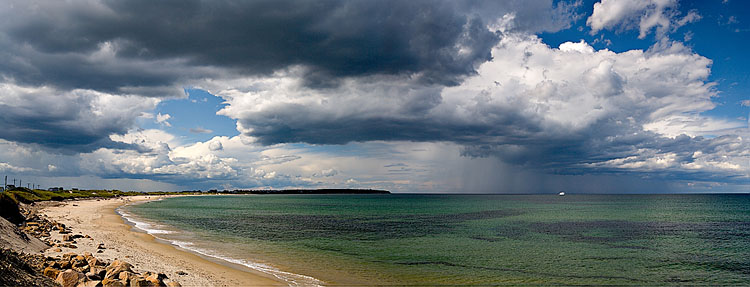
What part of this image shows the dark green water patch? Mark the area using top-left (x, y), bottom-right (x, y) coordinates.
top-left (174, 209), bottom-right (522, 241)
top-left (393, 260), bottom-right (647, 283)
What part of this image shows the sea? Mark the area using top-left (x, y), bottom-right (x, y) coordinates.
top-left (119, 194), bottom-right (750, 286)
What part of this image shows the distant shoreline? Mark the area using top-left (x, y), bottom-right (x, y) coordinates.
top-left (221, 188), bottom-right (391, 195)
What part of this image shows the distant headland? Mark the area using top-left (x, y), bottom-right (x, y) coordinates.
top-left (204, 188), bottom-right (391, 195)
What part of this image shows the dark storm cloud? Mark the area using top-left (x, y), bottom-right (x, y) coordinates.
top-left (2, 0), bottom-right (501, 89)
top-left (0, 0), bottom-right (577, 152)
top-left (0, 108), bottom-right (134, 153)
top-left (236, 101), bottom-right (542, 146)
top-left (0, 84), bottom-right (157, 153)
top-left (0, 46), bottom-right (188, 96)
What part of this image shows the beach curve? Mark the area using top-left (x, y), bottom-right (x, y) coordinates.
top-left (39, 195), bottom-right (287, 287)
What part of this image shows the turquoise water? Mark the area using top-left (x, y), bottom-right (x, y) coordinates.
top-left (122, 194), bottom-right (750, 285)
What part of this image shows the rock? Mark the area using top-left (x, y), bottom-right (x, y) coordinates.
top-left (53, 248), bottom-right (62, 252)
top-left (73, 264), bottom-right (90, 273)
top-left (97, 243), bottom-right (106, 249)
top-left (130, 277), bottom-right (155, 287)
top-left (63, 234), bottom-right (73, 242)
top-left (118, 271), bottom-right (136, 282)
top-left (69, 244), bottom-right (78, 249)
top-left (91, 267), bottom-right (107, 278)
top-left (175, 270), bottom-right (187, 275)
top-left (86, 271), bottom-right (101, 281)
top-left (104, 260), bottom-right (132, 280)
top-left (165, 281), bottom-right (182, 287)
top-left (43, 266), bottom-right (60, 279)
top-left (62, 252), bottom-right (77, 260)
top-left (56, 269), bottom-right (85, 287)
top-left (101, 278), bottom-right (125, 287)
top-left (77, 280), bottom-right (102, 287)
top-left (73, 259), bottom-right (88, 268)
top-left (60, 260), bottom-right (72, 269)
top-left (96, 250), bottom-right (104, 253)
top-left (144, 272), bottom-right (168, 285)
top-left (88, 256), bottom-right (104, 267)
top-left (46, 260), bottom-right (60, 268)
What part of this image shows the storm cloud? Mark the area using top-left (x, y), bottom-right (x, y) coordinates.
top-left (0, 0), bottom-right (577, 152)
top-left (0, 0), bottom-right (575, 90)
top-left (0, 0), bottom-right (745, 192)
top-left (213, 35), bottom-right (748, 182)
top-left (0, 83), bottom-right (158, 153)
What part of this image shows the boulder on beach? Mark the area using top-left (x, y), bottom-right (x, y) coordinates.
top-left (104, 260), bottom-right (133, 280)
top-left (42, 266), bottom-right (60, 279)
top-left (55, 269), bottom-right (84, 287)
top-left (77, 280), bottom-right (102, 287)
top-left (144, 271), bottom-right (169, 285)
top-left (101, 277), bottom-right (125, 287)
top-left (118, 271), bottom-right (136, 282)
top-left (88, 256), bottom-right (105, 267)
top-left (129, 277), bottom-right (154, 287)
top-left (86, 270), bottom-right (101, 281)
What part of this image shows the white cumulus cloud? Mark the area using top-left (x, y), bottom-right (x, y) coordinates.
top-left (587, 0), bottom-right (701, 39)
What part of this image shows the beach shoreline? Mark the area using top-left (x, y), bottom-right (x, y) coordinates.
top-left (38, 195), bottom-right (286, 287)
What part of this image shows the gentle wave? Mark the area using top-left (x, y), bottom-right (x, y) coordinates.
top-left (117, 203), bottom-right (324, 287)
top-left (117, 210), bottom-right (175, 235)
top-left (168, 239), bottom-right (324, 287)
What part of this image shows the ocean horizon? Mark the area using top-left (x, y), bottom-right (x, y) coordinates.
top-left (120, 194), bottom-right (750, 286)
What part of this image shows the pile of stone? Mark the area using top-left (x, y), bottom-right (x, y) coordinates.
top-left (41, 251), bottom-right (181, 287)
top-left (15, 204), bottom-right (183, 287)
top-left (20, 204), bottom-right (94, 251)
top-left (20, 205), bottom-right (71, 246)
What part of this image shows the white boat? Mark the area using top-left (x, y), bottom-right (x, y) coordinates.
top-left (558, 191), bottom-right (565, 196)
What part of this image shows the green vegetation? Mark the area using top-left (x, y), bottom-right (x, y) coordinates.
top-left (3, 188), bottom-right (121, 203)
top-left (1, 187), bottom-right (197, 204)
top-left (0, 187), bottom-right (387, 206)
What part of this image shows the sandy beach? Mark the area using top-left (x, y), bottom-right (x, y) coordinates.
top-left (38, 196), bottom-right (285, 287)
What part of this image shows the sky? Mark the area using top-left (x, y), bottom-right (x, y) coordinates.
top-left (0, 0), bottom-right (747, 193)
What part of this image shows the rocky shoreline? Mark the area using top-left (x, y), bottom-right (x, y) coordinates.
top-left (2, 200), bottom-right (184, 287)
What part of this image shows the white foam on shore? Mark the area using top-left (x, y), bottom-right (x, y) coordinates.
top-left (168, 239), bottom-right (324, 287)
top-left (117, 203), bottom-right (324, 287)
top-left (117, 210), bottom-right (175, 235)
